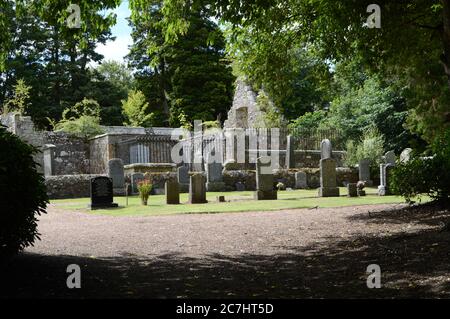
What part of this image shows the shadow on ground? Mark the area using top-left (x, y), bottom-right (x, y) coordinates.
top-left (1, 205), bottom-right (450, 299)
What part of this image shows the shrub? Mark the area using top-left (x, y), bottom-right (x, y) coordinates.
top-left (51, 98), bottom-right (104, 139)
top-left (344, 126), bottom-right (385, 168)
top-left (0, 126), bottom-right (48, 258)
top-left (390, 129), bottom-right (450, 204)
top-left (137, 180), bottom-right (152, 205)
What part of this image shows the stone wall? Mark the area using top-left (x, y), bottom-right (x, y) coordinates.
top-left (224, 79), bottom-right (269, 129)
top-left (45, 132), bottom-right (90, 175)
top-left (45, 174), bottom-right (104, 199)
top-left (222, 167), bottom-right (358, 191)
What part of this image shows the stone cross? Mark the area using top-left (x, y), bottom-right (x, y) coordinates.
top-left (318, 158), bottom-right (340, 197)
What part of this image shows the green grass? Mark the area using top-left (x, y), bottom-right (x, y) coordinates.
top-left (51, 187), bottom-right (421, 217)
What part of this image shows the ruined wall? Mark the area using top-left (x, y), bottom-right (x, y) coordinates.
top-left (45, 132), bottom-right (90, 175)
top-left (45, 174), bottom-right (104, 199)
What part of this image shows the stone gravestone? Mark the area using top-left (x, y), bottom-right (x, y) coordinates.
top-left (165, 180), bottom-right (180, 204)
top-left (320, 139), bottom-right (332, 160)
top-left (295, 171), bottom-right (308, 189)
top-left (286, 135), bottom-right (295, 169)
top-left (318, 158), bottom-right (340, 197)
top-left (177, 166), bottom-right (190, 193)
top-left (400, 148), bottom-right (412, 163)
top-left (189, 174), bottom-right (207, 204)
top-left (131, 173), bottom-right (145, 194)
top-left (347, 183), bottom-right (358, 197)
top-left (378, 163), bottom-right (394, 196)
top-left (358, 158), bottom-right (373, 186)
top-left (385, 151), bottom-right (396, 165)
top-left (206, 161), bottom-right (226, 191)
top-left (254, 156), bottom-right (277, 200)
top-left (108, 158), bottom-right (125, 196)
top-left (235, 182), bottom-right (245, 191)
top-left (89, 176), bottom-right (118, 210)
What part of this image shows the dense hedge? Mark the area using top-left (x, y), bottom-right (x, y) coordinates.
top-left (390, 129), bottom-right (450, 204)
top-left (0, 125), bottom-right (48, 258)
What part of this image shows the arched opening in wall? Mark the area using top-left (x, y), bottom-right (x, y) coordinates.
top-left (129, 143), bottom-right (150, 164)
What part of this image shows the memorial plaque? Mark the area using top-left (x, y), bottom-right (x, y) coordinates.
top-left (89, 176), bottom-right (118, 209)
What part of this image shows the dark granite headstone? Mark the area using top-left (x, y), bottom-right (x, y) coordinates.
top-left (89, 176), bottom-right (118, 210)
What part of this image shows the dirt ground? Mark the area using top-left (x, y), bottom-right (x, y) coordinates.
top-left (1, 203), bottom-right (450, 298)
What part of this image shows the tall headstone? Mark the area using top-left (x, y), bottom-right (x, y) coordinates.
top-left (295, 171), bottom-right (308, 189)
top-left (177, 166), bottom-right (190, 192)
top-left (131, 173), bottom-right (145, 194)
top-left (358, 158), bottom-right (373, 186)
top-left (286, 135), bottom-right (295, 169)
top-left (400, 148), bottom-right (412, 163)
top-left (43, 144), bottom-right (56, 176)
top-left (318, 158), bottom-right (340, 197)
top-left (254, 156), bottom-right (277, 200)
top-left (320, 139), bottom-right (332, 160)
top-left (89, 176), bottom-right (118, 210)
top-left (206, 161), bottom-right (225, 191)
top-left (165, 180), bottom-right (180, 204)
top-left (108, 158), bottom-right (125, 195)
top-left (189, 174), bottom-right (207, 204)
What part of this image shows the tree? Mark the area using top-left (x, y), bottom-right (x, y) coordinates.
top-left (51, 98), bottom-right (105, 139)
top-left (122, 90), bottom-right (155, 127)
top-left (0, 126), bottom-right (48, 258)
top-left (161, 0), bottom-right (450, 144)
top-left (128, 0), bottom-right (234, 126)
top-left (2, 79), bottom-right (31, 115)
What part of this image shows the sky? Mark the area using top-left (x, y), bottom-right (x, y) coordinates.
top-left (96, 1), bottom-right (132, 63)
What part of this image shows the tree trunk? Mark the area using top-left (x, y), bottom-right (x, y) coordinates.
top-left (442, 0), bottom-right (450, 89)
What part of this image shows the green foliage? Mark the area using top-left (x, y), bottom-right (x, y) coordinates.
top-left (128, 0), bottom-right (234, 126)
top-left (122, 90), bottom-right (155, 127)
top-left (2, 79), bottom-right (31, 115)
top-left (0, 126), bottom-right (48, 258)
top-left (344, 127), bottom-right (385, 168)
top-left (255, 91), bottom-right (286, 128)
top-left (391, 129), bottom-right (450, 204)
top-left (288, 111), bottom-right (327, 131)
top-left (53, 98), bottom-right (104, 138)
top-left (137, 180), bottom-right (153, 203)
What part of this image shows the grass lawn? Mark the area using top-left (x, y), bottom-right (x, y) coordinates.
top-left (51, 187), bottom-right (421, 216)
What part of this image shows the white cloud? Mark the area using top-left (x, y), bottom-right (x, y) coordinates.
top-left (96, 35), bottom-right (132, 63)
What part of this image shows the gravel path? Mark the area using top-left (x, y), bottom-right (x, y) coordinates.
top-left (2, 203), bottom-right (450, 298)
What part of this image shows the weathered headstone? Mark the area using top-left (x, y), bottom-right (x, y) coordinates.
top-left (177, 166), bottom-right (190, 192)
top-left (254, 156), bottom-right (277, 200)
top-left (400, 148), bottom-right (412, 163)
top-left (235, 182), bottom-right (245, 191)
top-left (165, 180), bottom-right (180, 204)
top-left (358, 158), bottom-right (373, 186)
top-left (217, 195), bottom-right (225, 202)
top-left (131, 173), bottom-right (145, 194)
top-left (295, 171), bottom-right (308, 189)
top-left (189, 174), bottom-right (207, 204)
top-left (89, 176), bottom-right (118, 209)
top-left (286, 135), bottom-right (295, 169)
top-left (320, 139), bottom-right (332, 160)
top-left (385, 151), bottom-right (396, 165)
top-left (108, 158), bottom-right (125, 195)
top-left (206, 161), bottom-right (226, 191)
top-left (347, 183), bottom-right (358, 197)
top-left (318, 158), bottom-right (340, 197)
